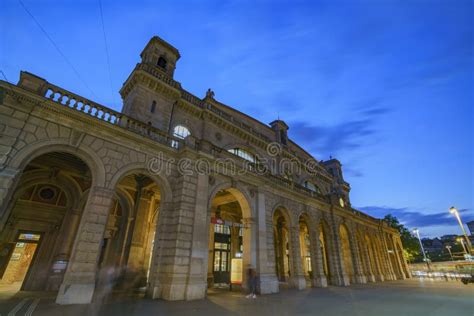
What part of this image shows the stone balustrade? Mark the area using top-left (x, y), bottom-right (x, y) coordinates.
top-left (21, 79), bottom-right (368, 221)
top-left (43, 83), bottom-right (183, 149)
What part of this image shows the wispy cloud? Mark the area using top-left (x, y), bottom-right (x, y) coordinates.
top-left (289, 103), bottom-right (390, 160)
top-left (358, 205), bottom-right (474, 230)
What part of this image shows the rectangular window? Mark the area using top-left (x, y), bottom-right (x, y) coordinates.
top-left (221, 251), bottom-right (227, 271)
top-left (214, 252), bottom-right (221, 271)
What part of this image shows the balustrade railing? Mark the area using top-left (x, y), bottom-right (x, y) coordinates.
top-left (43, 84), bottom-right (182, 149)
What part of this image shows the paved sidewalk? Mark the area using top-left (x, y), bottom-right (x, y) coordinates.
top-left (0, 279), bottom-right (472, 315)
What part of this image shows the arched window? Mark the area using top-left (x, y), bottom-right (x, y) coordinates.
top-left (228, 148), bottom-right (256, 163)
top-left (157, 56), bottom-right (167, 70)
top-left (173, 125), bottom-right (191, 139)
top-left (304, 181), bottom-right (320, 193)
top-left (150, 101), bottom-right (156, 113)
top-left (171, 125), bottom-right (191, 149)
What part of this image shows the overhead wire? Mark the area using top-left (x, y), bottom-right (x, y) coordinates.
top-left (17, 0), bottom-right (97, 98)
top-left (98, 0), bottom-right (117, 107)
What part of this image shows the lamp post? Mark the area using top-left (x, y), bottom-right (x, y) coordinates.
top-left (445, 245), bottom-right (454, 261)
top-left (449, 207), bottom-right (473, 254)
top-left (413, 228), bottom-right (430, 270)
top-left (457, 237), bottom-right (468, 255)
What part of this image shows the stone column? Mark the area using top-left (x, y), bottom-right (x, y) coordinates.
top-left (371, 237), bottom-right (385, 282)
top-left (126, 190), bottom-right (153, 286)
top-left (328, 215), bottom-right (349, 286)
top-left (358, 233), bottom-right (374, 283)
top-left (56, 208), bottom-right (82, 260)
top-left (121, 175), bottom-right (146, 269)
top-left (309, 222), bottom-right (327, 287)
top-left (381, 233), bottom-right (397, 280)
top-left (207, 215), bottom-right (215, 287)
top-left (147, 171), bottom-right (203, 301)
top-left (395, 236), bottom-right (411, 279)
top-left (348, 228), bottom-right (367, 284)
top-left (288, 224), bottom-right (306, 289)
top-left (0, 167), bottom-right (20, 231)
top-left (255, 191), bottom-right (278, 294)
top-left (275, 222), bottom-right (285, 281)
top-left (180, 173), bottom-right (209, 300)
top-left (56, 186), bottom-right (115, 305)
top-left (376, 235), bottom-right (394, 281)
top-left (241, 216), bottom-right (258, 291)
top-left (387, 234), bottom-right (406, 280)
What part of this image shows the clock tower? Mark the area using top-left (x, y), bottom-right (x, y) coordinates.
top-left (120, 36), bottom-right (181, 131)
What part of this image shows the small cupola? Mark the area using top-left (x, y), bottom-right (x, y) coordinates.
top-left (140, 36), bottom-right (181, 77)
top-left (270, 119), bottom-right (289, 145)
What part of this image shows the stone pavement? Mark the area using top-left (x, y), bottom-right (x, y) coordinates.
top-left (0, 279), bottom-right (472, 316)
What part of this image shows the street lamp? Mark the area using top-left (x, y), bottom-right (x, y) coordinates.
top-left (449, 206), bottom-right (473, 254)
top-left (413, 228), bottom-right (430, 270)
top-left (457, 237), bottom-right (468, 255)
top-left (445, 245), bottom-right (454, 261)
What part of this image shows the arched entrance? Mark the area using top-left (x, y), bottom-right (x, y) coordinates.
top-left (207, 188), bottom-right (252, 292)
top-left (273, 208), bottom-right (291, 284)
top-left (339, 224), bottom-right (354, 284)
top-left (299, 214), bottom-right (313, 286)
top-left (0, 151), bottom-right (92, 293)
top-left (100, 172), bottom-right (162, 291)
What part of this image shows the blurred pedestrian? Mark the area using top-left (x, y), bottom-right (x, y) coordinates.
top-left (245, 266), bottom-right (257, 299)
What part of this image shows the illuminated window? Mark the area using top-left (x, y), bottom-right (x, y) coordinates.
top-left (172, 125), bottom-right (191, 149)
top-left (214, 224), bottom-right (230, 235)
top-left (228, 148), bottom-right (256, 163)
top-left (304, 181), bottom-right (320, 193)
top-left (173, 125), bottom-right (191, 139)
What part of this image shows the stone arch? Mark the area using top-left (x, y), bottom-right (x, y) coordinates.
top-left (206, 180), bottom-right (255, 290)
top-left (1, 141), bottom-right (105, 229)
top-left (7, 170), bottom-right (83, 211)
top-left (9, 140), bottom-right (106, 188)
top-left (108, 163), bottom-right (172, 204)
top-left (272, 205), bottom-right (294, 283)
top-left (0, 148), bottom-right (97, 292)
top-left (106, 166), bottom-right (170, 290)
top-left (207, 181), bottom-right (254, 220)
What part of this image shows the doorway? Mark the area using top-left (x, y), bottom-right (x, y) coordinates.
top-left (0, 232), bottom-right (41, 292)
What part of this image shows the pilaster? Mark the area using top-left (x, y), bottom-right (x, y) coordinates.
top-left (56, 186), bottom-right (115, 305)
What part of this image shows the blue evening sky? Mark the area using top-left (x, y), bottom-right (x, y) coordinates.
top-left (1, 0), bottom-right (472, 238)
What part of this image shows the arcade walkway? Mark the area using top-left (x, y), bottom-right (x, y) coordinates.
top-left (0, 279), bottom-right (472, 315)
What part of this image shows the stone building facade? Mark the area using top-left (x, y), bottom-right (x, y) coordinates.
top-left (0, 36), bottom-right (410, 304)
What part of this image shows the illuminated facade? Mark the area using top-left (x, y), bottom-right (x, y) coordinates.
top-left (0, 36), bottom-right (410, 304)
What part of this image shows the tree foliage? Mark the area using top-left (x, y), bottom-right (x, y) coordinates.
top-left (383, 214), bottom-right (421, 262)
